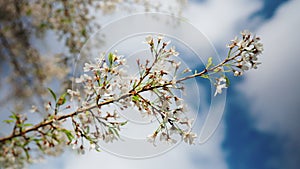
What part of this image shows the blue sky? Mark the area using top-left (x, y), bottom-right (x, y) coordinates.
top-left (27, 0), bottom-right (300, 169)
top-left (223, 81), bottom-right (284, 169)
top-left (250, 0), bottom-right (289, 20)
top-left (222, 0), bottom-right (300, 168)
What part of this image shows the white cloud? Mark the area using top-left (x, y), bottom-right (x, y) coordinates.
top-left (183, 0), bottom-right (261, 47)
top-left (30, 116), bottom-right (228, 169)
top-left (60, 123), bottom-right (227, 169)
top-left (239, 0), bottom-right (300, 168)
top-left (239, 0), bottom-right (300, 137)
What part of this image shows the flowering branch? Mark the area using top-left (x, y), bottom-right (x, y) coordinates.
top-left (0, 30), bottom-right (263, 168)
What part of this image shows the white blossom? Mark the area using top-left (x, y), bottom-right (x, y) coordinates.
top-left (166, 137), bottom-right (177, 144)
top-left (77, 145), bottom-right (85, 155)
top-left (83, 63), bottom-right (100, 72)
top-left (157, 34), bottom-right (164, 42)
top-left (214, 77), bottom-right (227, 96)
top-left (159, 132), bottom-right (168, 142)
top-left (169, 46), bottom-right (179, 56)
top-left (144, 35), bottom-right (153, 45)
top-left (89, 143), bottom-right (96, 150)
top-left (67, 89), bottom-right (80, 101)
top-left (234, 70), bottom-right (243, 76)
top-left (169, 125), bottom-right (178, 135)
top-left (159, 132), bottom-right (176, 144)
top-left (103, 132), bottom-right (117, 143)
top-left (241, 30), bottom-right (251, 37)
top-left (254, 41), bottom-right (264, 53)
top-left (179, 117), bottom-right (194, 128)
top-left (147, 133), bottom-right (157, 145)
top-left (174, 96), bottom-right (183, 107)
top-left (183, 132), bottom-right (197, 145)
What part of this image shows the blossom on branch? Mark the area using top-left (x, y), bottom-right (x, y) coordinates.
top-left (0, 31), bottom-right (263, 169)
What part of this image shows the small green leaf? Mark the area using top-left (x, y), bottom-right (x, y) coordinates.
top-left (214, 68), bottom-right (220, 72)
top-left (227, 48), bottom-right (232, 58)
top-left (57, 93), bottom-right (67, 106)
top-left (132, 95), bottom-right (140, 102)
top-left (86, 126), bottom-right (90, 134)
top-left (224, 76), bottom-right (230, 87)
top-left (108, 53), bottom-right (114, 67)
top-left (81, 28), bottom-right (87, 36)
top-left (132, 81), bottom-right (137, 88)
top-left (111, 128), bottom-right (120, 138)
top-left (9, 113), bottom-right (18, 120)
top-left (61, 129), bottom-right (74, 142)
top-left (48, 88), bottom-right (57, 101)
top-left (48, 114), bottom-right (55, 120)
top-left (36, 142), bottom-right (44, 152)
top-left (24, 148), bottom-right (30, 160)
top-left (17, 123), bottom-right (32, 128)
top-left (23, 123), bottom-right (33, 127)
top-left (201, 74), bottom-right (210, 79)
top-left (120, 121), bottom-right (128, 126)
top-left (33, 138), bottom-right (42, 142)
top-left (3, 119), bottom-right (14, 124)
top-left (206, 57), bottom-right (213, 69)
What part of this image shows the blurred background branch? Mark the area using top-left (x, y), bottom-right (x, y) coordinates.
top-left (0, 0), bottom-right (186, 112)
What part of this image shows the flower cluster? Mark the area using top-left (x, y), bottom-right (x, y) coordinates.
top-left (0, 112), bottom-right (68, 169)
top-left (203, 30), bottom-right (263, 96)
top-left (69, 35), bottom-right (198, 146)
top-left (67, 52), bottom-right (130, 151)
top-left (227, 30), bottom-right (264, 76)
top-left (213, 30), bottom-right (263, 96)
top-left (137, 35), bottom-right (197, 145)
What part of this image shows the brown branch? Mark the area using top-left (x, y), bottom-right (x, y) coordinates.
top-left (0, 94), bottom-right (130, 143)
top-left (0, 52), bottom-right (239, 143)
